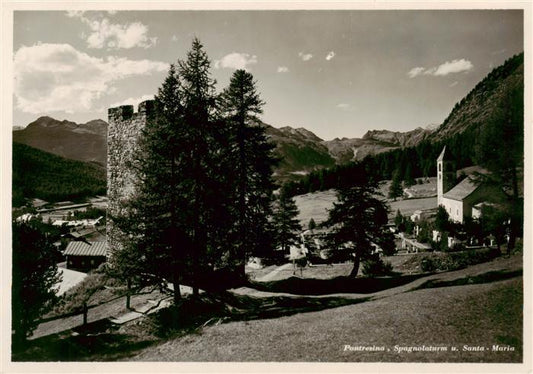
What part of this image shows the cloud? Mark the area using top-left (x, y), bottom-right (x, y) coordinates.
top-left (277, 66), bottom-right (289, 73)
top-left (214, 52), bottom-right (258, 70)
top-left (336, 103), bottom-right (352, 111)
top-left (433, 59), bottom-right (473, 76)
top-left (408, 59), bottom-right (474, 78)
top-left (110, 94), bottom-right (154, 108)
top-left (171, 35), bottom-right (179, 42)
top-left (298, 52), bottom-right (313, 61)
top-left (325, 51), bottom-right (335, 61)
top-left (14, 43), bottom-right (168, 114)
top-left (407, 67), bottom-right (426, 78)
top-left (449, 81), bottom-right (459, 87)
top-left (67, 11), bottom-right (156, 49)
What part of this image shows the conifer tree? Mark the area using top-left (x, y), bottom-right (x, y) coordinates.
top-left (110, 64), bottom-right (190, 304)
top-left (176, 37), bottom-right (225, 295)
top-left (272, 188), bottom-right (302, 253)
top-left (111, 38), bottom-right (220, 301)
top-left (219, 69), bottom-right (276, 277)
top-left (388, 169), bottom-right (403, 200)
top-left (12, 221), bottom-right (61, 347)
top-left (324, 165), bottom-right (390, 277)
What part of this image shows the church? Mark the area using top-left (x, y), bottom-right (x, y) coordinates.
top-left (437, 146), bottom-right (498, 224)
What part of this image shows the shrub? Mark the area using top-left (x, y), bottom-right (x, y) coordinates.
top-left (362, 254), bottom-right (393, 277)
top-left (419, 247), bottom-right (500, 273)
top-left (420, 257), bottom-right (438, 272)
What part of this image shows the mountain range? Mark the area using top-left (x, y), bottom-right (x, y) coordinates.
top-left (12, 53), bottom-right (524, 184)
top-left (13, 117), bottom-right (108, 167)
top-left (12, 115), bottom-right (435, 181)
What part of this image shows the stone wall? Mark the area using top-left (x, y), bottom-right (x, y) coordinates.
top-left (106, 100), bottom-right (154, 258)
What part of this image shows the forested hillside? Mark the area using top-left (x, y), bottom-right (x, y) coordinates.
top-left (431, 53), bottom-right (524, 141)
top-left (12, 143), bottom-right (106, 206)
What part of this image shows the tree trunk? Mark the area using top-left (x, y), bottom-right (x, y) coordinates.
top-left (237, 262), bottom-right (246, 283)
top-left (82, 303), bottom-right (88, 325)
top-left (170, 157), bottom-right (182, 304)
top-left (173, 271), bottom-right (181, 305)
top-left (126, 278), bottom-right (131, 309)
top-left (507, 166), bottom-right (520, 253)
top-left (349, 254), bottom-right (361, 278)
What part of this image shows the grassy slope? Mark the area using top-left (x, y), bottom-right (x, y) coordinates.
top-left (12, 142), bottom-right (106, 205)
top-left (129, 255), bottom-right (522, 362)
top-left (294, 187), bottom-right (437, 226)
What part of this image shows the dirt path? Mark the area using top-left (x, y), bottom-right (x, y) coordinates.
top-left (255, 263), bottom-right (293, 282)
top-left (232, 253), bottom-right (523, 301)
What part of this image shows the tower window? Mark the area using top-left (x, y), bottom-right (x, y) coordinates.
top-left (439, 164), bottom-right (441, 172)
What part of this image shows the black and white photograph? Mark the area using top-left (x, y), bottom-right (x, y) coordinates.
top-left (2, 1), bottom-right (531, 371)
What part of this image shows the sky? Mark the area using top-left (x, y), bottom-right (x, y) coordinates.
top-left (12, 9), bottom-right (524, 139)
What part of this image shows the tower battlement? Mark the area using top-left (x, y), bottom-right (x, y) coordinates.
top-left (108, 100), bottom-right (155, 124)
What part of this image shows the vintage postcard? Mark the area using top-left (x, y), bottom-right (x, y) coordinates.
top-left (2, 1), bottom-right (531, 373)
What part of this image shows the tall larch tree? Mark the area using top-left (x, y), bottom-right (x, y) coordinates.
top-left (110, 64), bottom-right (191, 305)
top-left (272, 187), bottom-right (302, 253)
top-left (324, 165), bottom-right (390, 277)
top-left (219, 69), bottom-right (277, 278)
top-left (177, 37), bottom-right (220, 296)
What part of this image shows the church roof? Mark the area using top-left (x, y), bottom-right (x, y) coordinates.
top-left (442, 176), bottom-right (480, 201)
top-left (437, 146), bottom-right (453, 162)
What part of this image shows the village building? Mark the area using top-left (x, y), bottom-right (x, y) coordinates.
top-left (410, 208), bottom-right (437, 224)
top-left (437, 146), bottom-right (499, 224)
top-left (399, 234), bottom-right (432, 253)
top-left (63, 241), bottom-right (107, 272)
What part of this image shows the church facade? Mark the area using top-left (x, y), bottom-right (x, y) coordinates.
top-left (436, 146), bottom-right (496, 224)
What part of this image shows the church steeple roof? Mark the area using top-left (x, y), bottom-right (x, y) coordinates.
top-left (437, 146), bottom-right (453, 162)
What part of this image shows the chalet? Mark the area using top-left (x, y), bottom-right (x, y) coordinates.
top-left (63, 241), bottom-right (107, 272)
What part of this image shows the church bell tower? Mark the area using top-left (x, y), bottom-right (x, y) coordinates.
top-left (437, 146), bottom-right (455, 206)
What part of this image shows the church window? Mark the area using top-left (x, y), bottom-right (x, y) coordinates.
top-left (439, 163), bottom-right (441, 172)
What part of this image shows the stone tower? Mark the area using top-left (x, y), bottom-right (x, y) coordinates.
top-left (437, 145), bottom-right (455, 206)
top-left (106, 100), bottom-right (155, 258)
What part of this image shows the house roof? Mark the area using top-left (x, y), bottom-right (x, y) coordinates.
top-left (64, 241), bottom-right (107, 257)
top-left (443, 176), bottom-right (480, 201)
